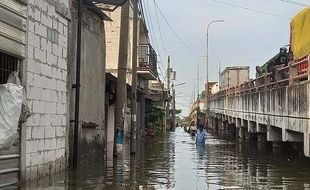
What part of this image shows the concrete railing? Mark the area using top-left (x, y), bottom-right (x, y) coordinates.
top-left (208, 81), bottom-right (310, 157)
top-left (210, 55), bottom-right (309, 100)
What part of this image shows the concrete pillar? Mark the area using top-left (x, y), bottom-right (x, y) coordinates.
top-left (283, 129), bottom-right (303, 142)
top-left (248, 121), bottom-right (256, 133)
top-left (257, 123), bottom-right (267, 133)
top-left (236, 118), bottom-right (241, 128)
top-left (238, 127), bottom-right (245, 140)
top-left (267, 125), bottom-right (282, 142)
top-left (304, 133), bottom-right (310, 157)
top-left (241, 119), bottom-right (245, 128)
top-left (228, 123), bottom-right (236, 136)
top-left (222, 121), bottom-right (227, 135)
top-left (257, 133), bottom-right (267, 142)
top-left (228, 116), bottom-right (232, 124)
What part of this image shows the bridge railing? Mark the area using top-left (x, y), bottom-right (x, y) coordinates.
top-left (290, 55), bottom-right (309, 82)
top-left (209, 55), bottom-right (309, 100)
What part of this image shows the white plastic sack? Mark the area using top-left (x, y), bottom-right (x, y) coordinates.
top-left (0, 83), bottom-right (23, 150)
top-left (7, 71), bottom-right (32, 123)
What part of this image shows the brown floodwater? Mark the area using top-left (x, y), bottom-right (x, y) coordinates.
top-left (17, 127), bottom-right (310, 189)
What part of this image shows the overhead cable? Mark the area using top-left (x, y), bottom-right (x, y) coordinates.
top-left (209, 0), bottom-right (290, 20)
top-left (140, 0), bottom-right (165, 81)
top-left (152, 0), bottom-right (168, 55)
top-left (152, 0), bottom-right (197, 50)
top-left (143, 0), bottom-right (161, 56)
top-left (279, 0), bottom-right (309, 7)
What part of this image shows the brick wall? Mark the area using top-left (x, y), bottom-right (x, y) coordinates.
top-left (23, 0), bottom-right (70, 181)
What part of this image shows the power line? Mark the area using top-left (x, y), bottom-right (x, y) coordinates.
top-left (279, 0), bottom-right (309, 7)
top-left (209, 0), bottom-right (290, 20)
top-left (142, 0), bottom-right (161, 55)
top-left (152, 0), bottom-right (168, 55)
top-left (140, 0), bottom-right (165, 82)
top-left (152, 0), bottom-right (197, 50)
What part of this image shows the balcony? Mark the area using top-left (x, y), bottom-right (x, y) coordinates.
top-left (138, 44), bottom-right (158, 80)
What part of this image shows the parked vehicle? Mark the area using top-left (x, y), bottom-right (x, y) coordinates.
top-left (219, 66), bottom-right (250, 90)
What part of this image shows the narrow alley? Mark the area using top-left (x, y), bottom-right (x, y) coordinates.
top-left (15, 127), bottom-right (310, 189)
top-left (1, 0), bottom-right (310, 189)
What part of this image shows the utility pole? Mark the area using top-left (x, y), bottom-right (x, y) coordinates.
top-left (196, 61), bottom-right (199, 126)
top-left (115, 0), bottom-right (130, 155)
top-left (171, 84), bottom-right (176, 131)
top-left (166, 56), bottom-right (171, 131)
top-left (219, 60), bottom-right (221, 85)
top-left (130, 0), bottom-right (138, 154)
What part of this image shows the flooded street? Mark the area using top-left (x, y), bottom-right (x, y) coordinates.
top-left (21, 127), bottom-right (310, 190)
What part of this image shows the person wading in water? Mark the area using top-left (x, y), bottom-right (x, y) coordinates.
top-left (196, 124), bottom-right (207, 145)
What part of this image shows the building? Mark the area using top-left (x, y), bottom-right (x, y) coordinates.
top-left (0, 0), bottom-right (70, 185)
top-left (67, 0), bottom-right (109, 167)
top-left (104, 2), bottom-right (159, 149)
top-left (0, 0), bottom-right (115, 187)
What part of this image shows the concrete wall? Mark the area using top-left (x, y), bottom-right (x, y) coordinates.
top-left (68, 2), bottom-right (106, 165)
top-left (105, 5), bottom-right (136, 85)
top-left (105, 7), bottom-right (121, 75)
top-left (105, 5), bottom-right (148, 89)
top-left (22, 0), bottom-right (70, 181)
top-left (209, 81), bottom-right (310, 156)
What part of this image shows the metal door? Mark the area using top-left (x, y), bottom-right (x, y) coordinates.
top-left (0, 52), bottom-right (21, 188)
top-left (0, 0), bottom-right (26, 186)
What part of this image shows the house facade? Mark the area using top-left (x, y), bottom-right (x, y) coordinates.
top-left (104, 2), bottom-right (158, 153)
top-left (0, 0), bottom-right (109, 186)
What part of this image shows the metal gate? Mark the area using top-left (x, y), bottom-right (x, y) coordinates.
top-left (0, 52), bottom-right (21, 188)
top-left (0, 0), bottom-right (26, 186)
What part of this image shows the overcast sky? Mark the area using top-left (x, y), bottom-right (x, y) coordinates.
top-left (143, 0), bottom-right (309, 116)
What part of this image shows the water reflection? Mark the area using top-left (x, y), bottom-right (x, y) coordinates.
top-left (19, 127), bottom-right (310, 190)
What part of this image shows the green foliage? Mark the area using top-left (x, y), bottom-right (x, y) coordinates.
top-left (145, 102), bottom-right (165, 130)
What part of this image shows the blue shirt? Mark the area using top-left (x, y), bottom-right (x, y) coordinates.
top-left (196, 129), bottom-right (207, 145)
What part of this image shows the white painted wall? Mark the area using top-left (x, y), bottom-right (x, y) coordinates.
top-left (23, 0), bottom-right (69, 180)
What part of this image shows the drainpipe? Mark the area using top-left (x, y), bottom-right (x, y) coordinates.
top-left (73, 0), bottom-right (82, 169)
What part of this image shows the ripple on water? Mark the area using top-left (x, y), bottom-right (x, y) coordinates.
top-left (17, 127), bottom-right (310, 189)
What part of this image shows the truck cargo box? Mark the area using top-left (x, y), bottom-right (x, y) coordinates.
top-left (220, 66), bottom-right (250, 90)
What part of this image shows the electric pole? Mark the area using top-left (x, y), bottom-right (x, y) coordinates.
top-left (166, 56), bottom-right (171, 131)
top-left (130, 0), bottom-right (138, 154)
top-left (219, 60), bottom-right (221, 85)
top-left (115, 0), bottom-right (130, 155)
top-left (171, 83), bottom-right (176, 131)
top-left (196, 61), bottom-right (199, 126)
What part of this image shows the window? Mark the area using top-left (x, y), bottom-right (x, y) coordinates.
top-left (0, 52), bottom-right (19, 84)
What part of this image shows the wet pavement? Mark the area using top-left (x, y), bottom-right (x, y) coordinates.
top-left (19, 127), bottom-right (310, 189)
